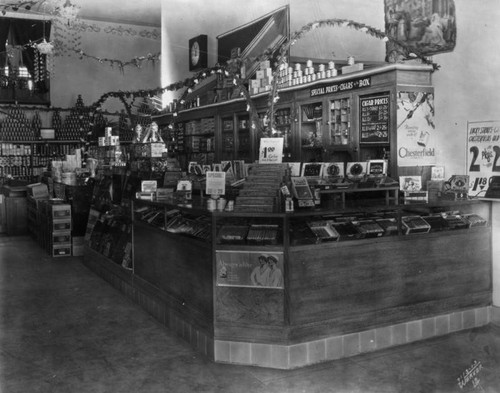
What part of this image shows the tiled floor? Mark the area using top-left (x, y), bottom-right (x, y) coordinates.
top-left (1, 235), bottom-right (500, 393)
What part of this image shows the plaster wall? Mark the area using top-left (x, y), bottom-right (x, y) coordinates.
top-left (161, 0), bottom-right (386, 102)
top-left (428, 0), bottom-right (500, 307)
top-left (50, 18), bottom-right (161, 113)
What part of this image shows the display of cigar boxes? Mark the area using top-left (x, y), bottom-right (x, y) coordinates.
top-left (440, 191), bottom-right (468, 201)
top-left (444, 214), bottom-right (469, 230)
top-left (306, 220), bottom-right (339, 242)
top-left (217, 225), bottom-right (249, 244)
top-left (401, 215), bottom-right (431, 235)
top-left (404, 191), bottom-right (428, 204)
top-left (352, 220), bottom-right (385, 238)
top-left (422, 215), bottom-right (450, 232)
top-left (246, 224), bottom-right (280, 245)
top-left (290, 221), bottom-right (320, 245)
top-left (329, 221), bottom-right (363, 240)
top-left (463, 214), bottom-right (488, 227)
top-left (375, 218), bottom-right (399, 236)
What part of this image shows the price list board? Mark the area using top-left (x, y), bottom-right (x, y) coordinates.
top-left (359, 93), bottom-right (390, 143)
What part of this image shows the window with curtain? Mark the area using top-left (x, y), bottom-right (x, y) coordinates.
top-left (0, 17), bottom-right (51, 104)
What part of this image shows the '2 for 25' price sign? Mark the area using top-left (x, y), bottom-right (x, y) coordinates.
top-left (467, 120), bottom-right (500, 198)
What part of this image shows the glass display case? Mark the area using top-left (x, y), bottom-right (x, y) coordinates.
top-left (300, 101), bottom-right (323, 163)
top-left (329, 97), bottom-right (351, 146)
top-left (236, 113), bottom-right (251, 163)
top-left (221, 116), bottom-right (235, 162)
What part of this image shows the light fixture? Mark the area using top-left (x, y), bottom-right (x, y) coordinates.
top-left (36, 38), bottom-right (54, 55)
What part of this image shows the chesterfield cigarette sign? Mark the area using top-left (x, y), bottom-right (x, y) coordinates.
top-left (397, 91), bottom-right (436, 167)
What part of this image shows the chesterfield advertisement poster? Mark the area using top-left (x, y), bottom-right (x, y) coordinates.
top-left (397, 91), bottom-right (436, 167)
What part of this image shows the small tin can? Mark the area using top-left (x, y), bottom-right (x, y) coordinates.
top-left (207, 198), bottom-right (216, 211)
top-left (217, 198), bottom-right (227, 211)
top-left (347, 56), bottom-right (355, 66)
top-left (225, 200), bottom-right (234, 212)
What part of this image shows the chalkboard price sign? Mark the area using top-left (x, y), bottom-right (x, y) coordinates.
top-left (359, 93), bottom-right (390, 143)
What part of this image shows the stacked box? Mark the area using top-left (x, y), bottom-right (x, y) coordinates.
top-left (249, 62), bottom-right (274, 95)
top-left (50, 203), bottom-right (72, 257)
top-left (36, 200), bottom-right (72, 257)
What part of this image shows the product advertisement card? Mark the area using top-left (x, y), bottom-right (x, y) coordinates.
top-left (216, 250), bottom-right (284, 289)
top-left (206, 171), bottom-right (226, 196)
top-left (466, 120), bottom-right (500, 198)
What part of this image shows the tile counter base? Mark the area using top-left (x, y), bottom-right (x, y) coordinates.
top-left (214, 306), bottom-right (491, 369)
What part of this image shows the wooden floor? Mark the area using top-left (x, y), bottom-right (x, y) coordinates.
top-left (1, 235), bottom-right (500, 393)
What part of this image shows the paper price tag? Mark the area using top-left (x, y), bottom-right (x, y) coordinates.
top-left (206, 171), bottom-right (226, 196)
top-left (259, 138), bottom-right (283, 164)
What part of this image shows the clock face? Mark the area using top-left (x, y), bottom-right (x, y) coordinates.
top-left (188, 35), bottom-right (207, 71)
top-left (191, 41), bottom-right (200, 66)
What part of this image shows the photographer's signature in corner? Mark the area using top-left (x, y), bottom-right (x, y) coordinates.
top-left (457, 359), bottom-right (483, 390)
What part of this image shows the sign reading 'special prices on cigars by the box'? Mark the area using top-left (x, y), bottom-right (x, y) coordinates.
top-left (310, 76), bottom-right (371, 97)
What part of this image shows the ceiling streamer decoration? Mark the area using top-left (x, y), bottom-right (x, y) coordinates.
top-left (86, 18), bottom-right (440, 140)
top-left (72, 49), bottom-right (161, 72)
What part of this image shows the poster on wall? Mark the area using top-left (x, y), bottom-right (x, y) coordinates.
top-left (397, 91), bottom-right (436, 167)
top-left (384, 0), bottom-right (456, 60)
top-left (216, 250), bottom-right (284, 289)
top-left (466, 120), bottom-right (500, 199)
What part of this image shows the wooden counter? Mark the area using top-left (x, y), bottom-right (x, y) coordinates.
top-left (92, 198), bottom-right (491, 369)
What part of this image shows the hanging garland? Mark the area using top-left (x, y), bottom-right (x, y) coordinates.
top-left (253, 18), bottom-right (440, 135)
top-left (84, 18), bottom-right (441, 145)
top-left (73, 49), bottom-right (161, 72)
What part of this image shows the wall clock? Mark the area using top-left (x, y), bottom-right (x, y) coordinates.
top-left (189, 34), bottom-right (208, 71)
